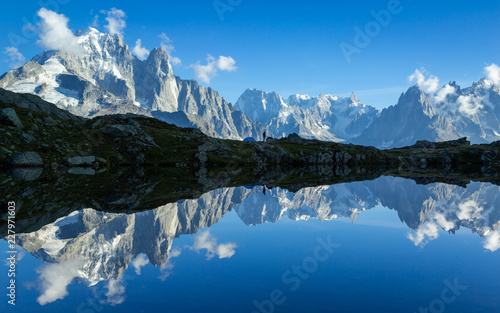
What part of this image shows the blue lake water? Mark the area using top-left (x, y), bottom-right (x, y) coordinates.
top-left (1, 176), bottom-right (500, 312)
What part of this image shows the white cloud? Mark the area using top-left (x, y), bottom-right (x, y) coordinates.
top-left (457, 95), bottom-right (484, 116)
top-left (433, 213), bottom-right (455, 231)
top-left (104, 278), bottom-right (126, 306)
top-left (484, 231), bottom-right (500, 252)
top-left (217, 56), bottom-right (238, 71)
top-left (192, 230), bottom-right (237, 259)
top-left (192, 55), bottom-right (237, 85)
top-left (103, 8), bottom-right (126, 37)
top-left (408, 68), bottom-right (440, 94)
top-left (131, 254), bottom-right (149, 275)
top-left (4, 47), bottom-right (26, 69)
top-left (170, 248), bottom-right (182, 258)
top-left (159, 33), bottom-right (182, 66)
top-left (36, 8), bottom-right (82, 54)
top-left (457, 199), bottom-right (483, 220)
top-left (434, 84), bottom-right (456, 103)
top-left (485, 63), bottom-right (500, 86)
top-left (170, 56), bottom-right (182, 66)
top-left (407, 222), bottom-right (439, 246)
top-left (37, 260), bottom-right (82, 305)
top-left (132, 39), bottom-right (149, 60)
top-left (216, 242), bottom-right (238, 259)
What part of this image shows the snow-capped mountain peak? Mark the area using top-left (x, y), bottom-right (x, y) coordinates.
top-left (0, 27), bottom-right (266, 140)
top-left (235, 88), bottom-right (379, 142)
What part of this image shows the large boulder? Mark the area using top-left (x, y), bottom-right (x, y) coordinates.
top-left (8, 152), bottom-right (43, 166)
top-left (0, 108), bottom-right (24, 129)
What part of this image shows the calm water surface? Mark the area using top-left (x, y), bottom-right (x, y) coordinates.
top-left (2, 176), bottom-right (500, 313)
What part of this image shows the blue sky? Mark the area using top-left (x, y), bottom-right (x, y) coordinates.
top-left (1, 0), bottom-right (499, 109)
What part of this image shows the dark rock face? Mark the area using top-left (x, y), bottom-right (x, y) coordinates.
top-left (0, 108), bottom-right (24, 129)
top-left (8, 152), bottom-right (43, 166)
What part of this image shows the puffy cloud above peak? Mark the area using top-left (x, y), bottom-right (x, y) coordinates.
top-left (434, 84), bottom-right (456, 103)
top-left (485, 63), bottom-right (500, 86)
top-left (36, 8), bottom-right (82, 54)
top-left (408, 68), bottom-right (440, 94)
top-left (132, 39), bottom-right (149, 60)
top-left (102, 8), bottom-right (126, 37)
top-left (170, 56), bottom-right (182, 66)
top-left (192, 54), bottom-right (237, 85)
top-left (457, 95), bottom-right (484, 116)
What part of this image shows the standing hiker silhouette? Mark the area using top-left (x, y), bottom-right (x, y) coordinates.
top-left (263, 131), bottom-right (266, 141)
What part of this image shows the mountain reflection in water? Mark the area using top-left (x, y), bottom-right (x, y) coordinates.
top-left (3, 176), bottom-right (500, 312)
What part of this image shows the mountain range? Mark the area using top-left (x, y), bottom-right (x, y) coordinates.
top-left (1, 27), bottom-right (500, 147)
top-left (0, 27), bottom-right (265, 140)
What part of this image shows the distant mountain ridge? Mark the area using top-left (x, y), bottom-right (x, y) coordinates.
top-left (237, 80), bottom-right (500, 148)
top-left (235, 88), bottom-right (380, 142)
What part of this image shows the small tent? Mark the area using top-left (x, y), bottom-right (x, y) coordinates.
top-left (243, 137), bottom-right (256, 142)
